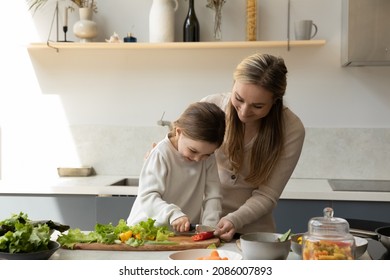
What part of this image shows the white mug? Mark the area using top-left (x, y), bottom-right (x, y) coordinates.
top-left (294, 20), bottom-right (318, 40)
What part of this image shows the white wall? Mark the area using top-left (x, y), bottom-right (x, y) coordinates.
top-left (0, 0), bottom-right (389, 180)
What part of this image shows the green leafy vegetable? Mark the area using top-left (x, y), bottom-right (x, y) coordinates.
top-left (131, 218), bottom-right (173, 242)
top-left (278, 229), bottom-right (292, 242)
top-left (56, 228), bottom-right (100, 249)
top-left (31, 220), bottom-right (70, 232)
top-left (0, 212), bottom-right (51, 253)
top-left (207, 243), bottom-right (218, 249)
top-left (57, 218), bottom-right (174, 249)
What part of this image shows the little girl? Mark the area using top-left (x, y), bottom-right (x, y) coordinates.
top-left (127, 102), bottom-right (226, 233)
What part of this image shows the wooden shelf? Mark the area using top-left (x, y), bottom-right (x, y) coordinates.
top-left (28, 40), bottom-right (326, 51)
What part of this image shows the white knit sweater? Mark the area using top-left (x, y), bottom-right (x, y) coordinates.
top-left (202, 93), bottom-right (305, 234)
top-left (127, 135), bottom-right (222, 230)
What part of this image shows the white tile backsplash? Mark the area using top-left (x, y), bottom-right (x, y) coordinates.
top-left (67, 126), bottom-right (390, 180)
top-left (292, 128), bottom-right (390, 180)
top-left (1, 126), bottom-right (389, 181)
top-left (67, 125), bottom-right (168, 176)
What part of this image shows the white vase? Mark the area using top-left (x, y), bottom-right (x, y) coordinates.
top-left (149, 0), bottom-right (179, 42)
top-left (73, 8), bottom-right (98, 43)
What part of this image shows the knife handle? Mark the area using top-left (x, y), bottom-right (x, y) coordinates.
top-left (189, 224), bottom-right (197, 231)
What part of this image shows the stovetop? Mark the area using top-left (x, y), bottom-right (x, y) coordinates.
top-left (367, 239), bottom-right (388, 260)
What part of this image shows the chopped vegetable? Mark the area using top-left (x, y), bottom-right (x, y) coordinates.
top-left (57, 218), bottom-right (174, 249)
top-left (278, 229), bottom-right (291, 242)
top-left (56, 228), bottom-right (100, 249)
top-left (207, 243), bottom-right (217, 249)
top-left (196, 250), bottom-right (228, 260)
top-left (119, 230), bottom-right (133, 242)
top-left (192, 231), bottom-right (214, 241)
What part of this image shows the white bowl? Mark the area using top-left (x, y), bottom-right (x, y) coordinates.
top-left (0, 241), bottom-right (60, 260)
top-left (240, 232), bottom-right (291, 260)
top-left (290, 233), bottom-right (304, 256)
top-left (169, 249), bottom-right (242, 260)
top-left (354, 236), bottom-right (368, 259)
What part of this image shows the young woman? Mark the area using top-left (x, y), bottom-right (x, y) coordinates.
top-left (127, 102), bottom-right (226, 233)
top-left (202, 53), bottom-right (305, 241)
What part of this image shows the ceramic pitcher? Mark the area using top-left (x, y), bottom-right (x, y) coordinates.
top-left (149, 0), bottom-right (179, 42)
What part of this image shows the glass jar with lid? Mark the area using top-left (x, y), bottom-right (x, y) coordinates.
top-left (302, 207), bottom-right (355, 260)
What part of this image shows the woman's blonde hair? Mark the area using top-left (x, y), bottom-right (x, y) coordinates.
top-left (171, 102), bottom-right (226, 147)
top-left (224, 53), bottom-right (287, 185)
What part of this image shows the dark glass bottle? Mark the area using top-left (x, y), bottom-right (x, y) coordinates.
top-left (183, 0), bottom-right (200, 42)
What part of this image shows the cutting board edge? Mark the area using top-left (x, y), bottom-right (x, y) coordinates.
top-left (68, 237), bottom-right (221, 251)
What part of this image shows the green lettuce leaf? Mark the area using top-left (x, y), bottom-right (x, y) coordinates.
top-left (56, 218), bottom-right (174, 248)
top-left (56, 228), bottom-right (100, 249)
top-left (0, 212), bottom-right (51, 253)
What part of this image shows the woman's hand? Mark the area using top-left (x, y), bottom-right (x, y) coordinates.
top-left (171, 216), bottom-right (190, 232)
top-left (144, 143), bottom-right (157, 159)
top-left (215, 218), bottom-right (236, 242)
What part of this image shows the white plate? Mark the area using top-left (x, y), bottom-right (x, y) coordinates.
top-left (169, 249), bottom-right (242, 260)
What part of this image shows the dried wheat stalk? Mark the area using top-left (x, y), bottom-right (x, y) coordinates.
top-left (246, 0), bottom-right (257, 41)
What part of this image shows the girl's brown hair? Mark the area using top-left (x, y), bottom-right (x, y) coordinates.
top-left (224, 53), bottom-right (287, 185)
top-left (171, 102), bottom-right (226, 147)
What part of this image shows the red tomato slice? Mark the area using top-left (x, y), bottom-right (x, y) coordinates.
top-left (191, 232), bottom-right (214, 241)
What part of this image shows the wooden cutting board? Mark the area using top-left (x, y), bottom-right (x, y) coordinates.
top-left (71, 236), bottom-right (220, 251)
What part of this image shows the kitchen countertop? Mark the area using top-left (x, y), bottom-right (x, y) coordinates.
top-left (48, 240), bottom-right (249, 260)
top-left (48, 238), bottom-right (372, 260)
top-left (1, 176), bottom-right (390, 202)
top-left (0, 175), bottom-right (139, 196)
top-left (281, 179), bottom-right (390, 202)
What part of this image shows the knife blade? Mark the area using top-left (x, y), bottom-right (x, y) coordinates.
top-left (194, 224), bottom-right (216, 233)
top-left (174, 224), bottom-right (216, 236)
top-left (191, 224), bottom-right (216, 241)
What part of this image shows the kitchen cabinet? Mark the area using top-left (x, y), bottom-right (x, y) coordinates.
top-left (274, 199), bottom-right (390, 233)
top-left (96, 195), bottom-right (135, 225)
top-left (0, 195), bottom-right (96, 230)
top-left (274, 199), bottom-right (331, 233)
top-left (4, 178), bottom-right (388, 234)
top-left (0, 194), bottom-right (135, 231)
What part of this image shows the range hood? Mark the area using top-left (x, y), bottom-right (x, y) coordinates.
top-left (341, 0), bottom-right (390, 66)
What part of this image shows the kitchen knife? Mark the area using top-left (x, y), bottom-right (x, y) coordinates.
top-left (175, 224), bottom-right (216, 236)
top-left (191, 224), bottom-right (217, 241)
top-left (194, 224), bottom-right (216, 233)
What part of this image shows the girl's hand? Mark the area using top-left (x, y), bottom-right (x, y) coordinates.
top-left (171, 216), bottom-right (190, 232)
top-left (215, 218), bottom-right (236, 242)
top-left (144, 143), bottom-right (157, 159)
